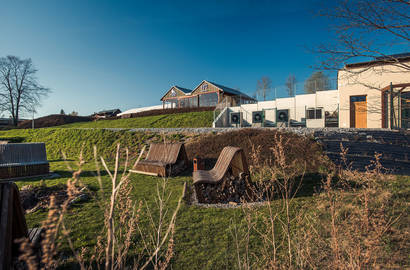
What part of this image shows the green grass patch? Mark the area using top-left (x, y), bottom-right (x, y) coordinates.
top-left (0, 128), bottom-right (187, 161)
top-left (57, 111), bottom-right (214, 129)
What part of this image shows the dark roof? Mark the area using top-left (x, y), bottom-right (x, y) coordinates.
top-left (376, 52), bottom-right (410, 60)
top-left (345, 52), bottom-right (410, 69)
top-left (174, 86), bottom-right (192, 94)
top-left (97, 109), bottom-right (121, 114)
top-left (207, 81), bottom-right (255, 100)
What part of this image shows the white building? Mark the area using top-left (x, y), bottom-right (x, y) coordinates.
top-left (213, 90), bottom-right (339, 128)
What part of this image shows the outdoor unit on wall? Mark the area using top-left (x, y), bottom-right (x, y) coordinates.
top-left (252, 111), bottom-right (264, 124)
top-left (276, 109), bottom-right (289, 127)
top-left (230, 112), bottom-right (242, 126)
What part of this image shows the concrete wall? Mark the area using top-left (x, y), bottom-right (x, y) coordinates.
top-left (338, 62), bottom-right (410, 128)
top-left (221, 90), bottom-right (339, 127)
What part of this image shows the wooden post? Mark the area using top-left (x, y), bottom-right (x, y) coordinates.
top-left (390, 82), bottom-right (393, 129)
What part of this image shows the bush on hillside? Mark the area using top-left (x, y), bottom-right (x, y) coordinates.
top-left (185, 129), bottom-right (323, 173)
top-left (18, 114), bottom-right (92, 129)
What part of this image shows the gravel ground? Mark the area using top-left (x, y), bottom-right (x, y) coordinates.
top-left (71, 127), bottom-right (398, 136)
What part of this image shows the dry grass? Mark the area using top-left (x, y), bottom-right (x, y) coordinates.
top-left (232, 136), bottom-right (405, 269)
top-left (14, 134), bottom-right (407, 269)
top-left (18, 144), bottom-right (184, 270)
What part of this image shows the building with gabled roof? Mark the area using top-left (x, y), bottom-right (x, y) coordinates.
top-left (160, 80), bottom-right (256, 109)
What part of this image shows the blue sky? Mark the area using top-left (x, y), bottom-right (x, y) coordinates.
top-left (0, 0), bottom-right (357, 116)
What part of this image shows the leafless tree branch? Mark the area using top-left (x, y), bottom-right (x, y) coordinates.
top-left (0, 55), bottom-right (50, 125)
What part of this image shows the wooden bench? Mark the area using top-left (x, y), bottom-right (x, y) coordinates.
top-left (193, 146), bottom-right (249, 185)
top-left (0, 182), bottom-right (44, 270)
top-left (130, 143), bottom-right (189, 177)
top-left (0, 143), bottom-right (49, 180)
top-left (0, 182), bottom-right (28, 270)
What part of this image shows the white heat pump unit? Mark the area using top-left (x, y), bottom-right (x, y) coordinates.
top-left (230, 112), bottom-right (242, 126)
top-left (276, 109), bottom-right (289, 127)
top-left (252, 111), bottom-right (264, 124)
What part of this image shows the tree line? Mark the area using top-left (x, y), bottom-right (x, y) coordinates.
top-left (254, 71), bottom-right (332, 101)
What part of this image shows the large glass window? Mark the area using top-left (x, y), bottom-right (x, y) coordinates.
top-left (179, 98), bottom-right (188, 108)
top-left (188, 96), bottom-right (198, 107)
top-left (199, 92), bottom-right (218, 107)
top-left (401, 91), bottom-right (410, 129)
top-left (164, 99), bottom-right (178, 108)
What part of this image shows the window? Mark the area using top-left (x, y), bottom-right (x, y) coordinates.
top-left (307, 108), bottom-right (322, 119)
top-left (201, 84), bottom-right (208, 92)
top-left (189, 96), bottom-right (198, 107)
top-left (165, 99), bottom-right (178, 108)
top-left (199, 92), bottom-right (218, 107)
top-left (350, 96), bottom-right (366, 102)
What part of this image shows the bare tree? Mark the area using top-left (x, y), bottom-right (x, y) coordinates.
top-left (304, 71), bottom-right (331, 94)
top-left (316, 0), bottom-right (410, 72)
top-left (285, 74), bottom-right (297, 97)
top-left (256, 76), bottom-right (272, 101)
top-left (0, 56), bottom-right (50, 125)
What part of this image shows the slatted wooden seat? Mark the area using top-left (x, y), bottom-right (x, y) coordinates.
top-left (0, 143), bottom-right (49, 179)
top-left (130, 143), bottom-right (189, 177)
top-left (0, 182), bottom-right (44, 270)
top-left (193, 146), bottom-right (249, 185)
top-left (0, 182), bottom-right (28, 270)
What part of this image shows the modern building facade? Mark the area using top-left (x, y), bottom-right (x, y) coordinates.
top-left (160, 80), bottom-right (256, 109)
top-left (338, 54), bottom-right (410, 129)
top-left (213, 90), bottom-right (339, 128)
top-left (212, 53), bottom-right (410, 129)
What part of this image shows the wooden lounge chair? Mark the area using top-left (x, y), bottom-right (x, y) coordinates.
top-left (130, 143), bottom-right (189, 177)
top-left (0, 182), bottom-right (43, 270)
top-left (193, 146), bottom-right (249, 185)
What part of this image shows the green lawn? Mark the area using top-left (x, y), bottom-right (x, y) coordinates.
top-left (2, 128), bottom-right (409, 268)
top-left (17, 159), bottom-right (316, 269)
top-left (56, 111), bottom-right (214, 129)
top-left (0, 128), bottom-right (187, 161)
top-left (17, 160), bottom-right (410, 269)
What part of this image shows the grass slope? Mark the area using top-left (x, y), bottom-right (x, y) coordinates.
top-left (0, 128), bottom-right (186, 161)
top-left (2, 128), bottom-right (409, 268)
top-left (17, 161), bottom-right (315, 269)
top-left (57, 111), bottom-right (214, 129)
top-left (17, 161), bottom-right (410, 269)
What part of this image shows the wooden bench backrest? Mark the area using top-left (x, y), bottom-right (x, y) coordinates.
top-left (0, 182), bottom-right (28, 270)
top-left (0, 143), bottom-right (48, 167)
top-left (210, 146), bottom-right (249, 181)
top-left (146, 143), bottom-right (188, 165)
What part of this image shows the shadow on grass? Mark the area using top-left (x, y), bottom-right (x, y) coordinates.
top-left (49, 159), bottom-right (75, 162)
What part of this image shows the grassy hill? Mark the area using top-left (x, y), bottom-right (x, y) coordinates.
top-left (57, 111), bottom-right (214, 129)
top-left (1, 128), bottom-right (408, 269)
top-left (0, 128), bottom-right (186, 161)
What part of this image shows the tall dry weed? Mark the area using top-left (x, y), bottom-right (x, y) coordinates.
top-left (19, 143), bottom-right (184, 270)
top-left (234, 136), bottom-right (403, 269)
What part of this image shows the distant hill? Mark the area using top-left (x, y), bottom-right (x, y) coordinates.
top-left (18, 114), bottom-right (92, 129)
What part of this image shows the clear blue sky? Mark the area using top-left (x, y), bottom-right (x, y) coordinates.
top-left (0, 0), bottom-right (350, 117)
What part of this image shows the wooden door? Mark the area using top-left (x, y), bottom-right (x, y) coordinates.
top-left (350, 96), bottom-right (367, 128)
top-left (354, 101), bottom-right (367, 128)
